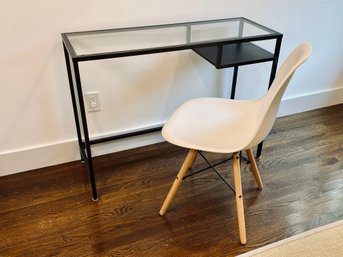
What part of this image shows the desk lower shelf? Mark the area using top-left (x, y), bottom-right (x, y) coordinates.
top-left (193, 42), bottom-right (274, 69)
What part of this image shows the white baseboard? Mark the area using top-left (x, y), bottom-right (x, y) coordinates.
top-left (278, 87), bottom-right (343, 117)
top-left (0, 133), bottom-right (164, 177)
top-left (0, 141), bottom-right (80, 177)
top-left (1, 87), bottom-right (342, 177)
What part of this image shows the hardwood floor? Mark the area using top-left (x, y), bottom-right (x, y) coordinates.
top-left (1, 104), bottom-right (342, 257)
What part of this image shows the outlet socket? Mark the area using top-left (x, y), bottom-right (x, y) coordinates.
top-left (85, 92), bottom-right (101, 112)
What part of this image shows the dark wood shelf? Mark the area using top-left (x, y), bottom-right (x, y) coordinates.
top-left (193, 42), bottom-right (275, 69)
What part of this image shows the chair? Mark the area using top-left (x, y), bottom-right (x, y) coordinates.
top-left (159, 43), bottom-right (312, 244)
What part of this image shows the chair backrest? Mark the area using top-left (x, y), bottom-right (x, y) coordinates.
top-left (248, 43), bottom-right (312, 148)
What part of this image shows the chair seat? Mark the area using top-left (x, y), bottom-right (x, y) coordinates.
top-left (162, 97), bottom-right (261, 153)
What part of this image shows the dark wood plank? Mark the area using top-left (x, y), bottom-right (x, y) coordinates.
top-left (0, 104), bottom-right (342, 256)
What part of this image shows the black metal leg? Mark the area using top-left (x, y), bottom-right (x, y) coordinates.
top-left (256, 36), bottom-right (283, 158)
top-left (83, 148), bottom-right (98, 201)
top-left (64, 43), bottom-right (98, 200)
top-left (229, 64), bottom-right (264, 158)
top-left (230, 66), bottom-right (239, 99)
top-left (256, 142), bottom-right (263, 158)
top-left (63, 44), bottom-right (84, 161)
top-left (268, 37), bottom-right (283, 90)
top-left (73, 60), bottom-right (98, 201)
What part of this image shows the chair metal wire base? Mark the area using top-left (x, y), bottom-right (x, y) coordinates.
top-left (183, 151), bottom-right (239, 194)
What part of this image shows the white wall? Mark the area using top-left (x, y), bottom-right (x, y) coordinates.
top-left (1, 0), bottom-right (343, 176)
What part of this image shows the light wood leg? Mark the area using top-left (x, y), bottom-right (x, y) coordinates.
top-left (233, 152), bottom-right (247, 245)
top-left (159, 149), bottom-right (197, 216)
top-left (188, 150), bottom-right (198, 170)
top-left (246, 149), bottom-right (263, 190)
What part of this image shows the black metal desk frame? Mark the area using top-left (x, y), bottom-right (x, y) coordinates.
top-left (62, 17), bottom-right (283, 200)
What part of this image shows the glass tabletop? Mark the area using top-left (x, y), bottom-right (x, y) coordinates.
top-left (63, 17), bottom-right (280, 58)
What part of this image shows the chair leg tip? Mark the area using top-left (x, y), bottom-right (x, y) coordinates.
top-left (240, 237), bottom-right (247, 245)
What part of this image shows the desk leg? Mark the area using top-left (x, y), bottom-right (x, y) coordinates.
top-left (256, 36), bottom-right (283, 158)
top-left (72, 60), bottom-right (98, 201)
top-left (63, 45), bottom-right (84, 161)
top-left (256, 142), bottom-right (263, 158)
top-left (230, 66), bottom-right (239, 99)
top-left (64, 44), bottom-right (98, 200)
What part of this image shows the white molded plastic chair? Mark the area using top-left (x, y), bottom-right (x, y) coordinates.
top-left (159, 43), bottom-right (312, 244)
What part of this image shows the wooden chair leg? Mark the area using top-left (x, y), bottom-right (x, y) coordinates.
top-left (246, 149), bottom-right (263, 190)
top-left (188, 150), bottom-right (198, 170)
top-left (233, 152), bottom-right (247, 245)
top-left (159, 149), bottom-right (197, 216)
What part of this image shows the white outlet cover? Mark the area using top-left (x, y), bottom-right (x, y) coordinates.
top-left (85, 92), bottom-right (101, 112)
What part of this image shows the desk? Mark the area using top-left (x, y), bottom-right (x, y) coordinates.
top-left (62, 17), bottom-right (282, 200)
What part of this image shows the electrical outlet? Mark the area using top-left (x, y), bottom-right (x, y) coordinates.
top-left (85, 92), bottom-right (101, 112)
